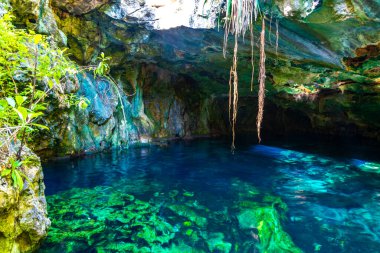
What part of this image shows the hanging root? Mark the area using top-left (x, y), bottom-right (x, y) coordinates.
top-left (276, 19), bottom-right (279, 55)
top-left (257, 18), bottom-right (266, 143)
top-left (250, 22), bottom-right (255, 92)
top-left (223, 0), bottom-right (263, 148)
top-left (228, 67), bottom-right (233, 127)
top-left (269, 11), bottom-right (273, 45)
top-left (230, 32), bottom-right (239, 150)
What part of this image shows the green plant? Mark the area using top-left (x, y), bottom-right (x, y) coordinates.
top-left (1, 95), bottom-right (49, 158)
top-left (91, 52), bottom-right (135, 125)
top-left (64, 94), bottom-right (90, 110)
top-left (1, 157), bottom-right (28, 190)
top-left (0, 13), bottom-right (79, 159)
top-left (94, 52), bottom-right (111, 77)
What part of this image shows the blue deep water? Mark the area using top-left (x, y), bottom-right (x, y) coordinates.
top-left (40, 138), bottom-right (380, 253)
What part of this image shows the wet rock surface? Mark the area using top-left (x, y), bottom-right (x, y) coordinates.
top-left (9, 0), bottom-right (380, 150)
top-left (0, 145), bottom-right (50, 253)
top-left (52, 0), bottom-right (109, 15)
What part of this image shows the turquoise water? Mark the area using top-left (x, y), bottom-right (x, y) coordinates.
top-left (39, 139), bottom-right (380, 253)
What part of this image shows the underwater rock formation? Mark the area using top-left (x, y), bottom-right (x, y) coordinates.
top-left (0, 144), bottom-right (50, 253)
top-left (39, 177), bottom-right (302, 253)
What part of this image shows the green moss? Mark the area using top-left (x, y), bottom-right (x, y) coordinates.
top-left (40, 177), bottom-right (303, 253)
top-left (272, 65), bottom-right (320, 86)
top-left (238, 206), bottom-right (302, 253)
top-left (168, 204), bottom-right (208, 228)
top-left (205, 232), bottom-right (232, 253)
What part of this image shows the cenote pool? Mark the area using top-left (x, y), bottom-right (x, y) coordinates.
top-left (39, 139), bottom-right (380, 253)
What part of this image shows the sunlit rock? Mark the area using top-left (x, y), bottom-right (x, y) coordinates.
top-left (0, 145), bottom-right (50, 253)
top-left (52, 0), bottom-right (110, 15)
top-left (102, 0), bottom-right (221, 30)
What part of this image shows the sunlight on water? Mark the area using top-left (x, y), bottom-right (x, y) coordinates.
top-left (39, 140), bottom-right (380, 253)
top-left (351, 159), bottom-right (380, 174)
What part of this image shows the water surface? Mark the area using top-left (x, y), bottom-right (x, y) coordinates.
top-left (40, 139), bottom-right (380, 253)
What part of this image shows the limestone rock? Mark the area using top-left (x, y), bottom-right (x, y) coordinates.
top-left (52, 0), bottom-right (109, 15)
top-left (276, 0), bottom-right (320, 18)
top-left (9, 0), bottom-right (67, 44)
top-left (0, 145), bottom-right (50, 253)
top-left (102, 0), bottom-right (221, 30)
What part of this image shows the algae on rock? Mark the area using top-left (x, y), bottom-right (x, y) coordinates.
top-left (0, 144), bottom-right (50, 253)
top-left (39, 176), bottom-right (302, 253)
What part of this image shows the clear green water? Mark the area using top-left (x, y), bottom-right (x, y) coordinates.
top-left (39, 139), bottom-right (380, 253)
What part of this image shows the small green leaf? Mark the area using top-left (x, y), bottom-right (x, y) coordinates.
top-left (0, 99), bottom-right (8, 108)
top-left (1, 169), bottom-right (11, 177)
top-left (47, 79), bottom-right (54, 89)
top-left (14, 170), bottom-right (24, 190)
top-left (78, 99), bottom-right (88, 110)
top-left (6, 97), bottom-right (15, 108)
top-left (29, 112), bottom-right (44, 120)
top-left (31, 123), bottom-right (49, 130)
top-left (15, 95), bottom-right (26, 106)
top-left (14, 107), bottom-right (28, 122)
top-left (11, 170), bottom-right (17, 188)
top-left (17, 170), bottom-right (30, 184)
top-left (33, 104), bottom-right (47, 111)
top-left (10, 159), bottom-right (22, 170)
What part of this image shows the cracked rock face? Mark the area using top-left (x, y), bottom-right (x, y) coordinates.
top-left (52, 0), bottom-right (110, 15)
top-left (0, 145), bottom-right (50, 253)
top-left (8, 0), bottom-right (380, 156)
top-left (53, 0), bottom-right (221, 30)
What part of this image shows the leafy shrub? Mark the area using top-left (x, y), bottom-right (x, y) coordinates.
top-left (0, 13), bottom-right (81, 190)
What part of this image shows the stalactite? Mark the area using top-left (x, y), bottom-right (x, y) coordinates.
top-left (257, 18), bottom-right (266, 143)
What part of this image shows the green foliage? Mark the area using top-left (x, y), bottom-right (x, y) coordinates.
top-left (94, 52), bottom-right (111, 77)
top-left (64, 94), bottom-right (90, 110)
top-left (0, 13), bottom-right (79, 159)
top-left (90, 52), bottom-right (130, 125)
top-left (1, 157), bottom-right (28, 190)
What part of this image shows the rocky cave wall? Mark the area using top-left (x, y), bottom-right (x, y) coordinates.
top-left (1, 1), bottom-right (379, 252)
top-left (7, 0), bottom-right (380, 157)
top-left (0, 144), bottom-right (50, 253)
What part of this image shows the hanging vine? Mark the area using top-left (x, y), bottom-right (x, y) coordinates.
top-left (222, 0), bottom-right (266, 148)
top-left (257, 17), bottom-right (266, 143)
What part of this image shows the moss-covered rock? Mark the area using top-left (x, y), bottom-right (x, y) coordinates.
top-left (52, 0), bottom-right (109, 15)
top-left (0, 144), bottom-right (50, 253)
top-left (38, 176), bottom-right (303, 253)
top-left (8, 0), bottom-right (380, 155)
top-left (9, 0), bottom-right (66, 45)
top-left (237, 207), bottom-right (302, 253)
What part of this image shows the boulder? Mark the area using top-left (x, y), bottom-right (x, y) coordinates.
top-left (0, 145), bottom-right (50, 253)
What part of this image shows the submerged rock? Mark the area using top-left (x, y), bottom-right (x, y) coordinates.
top-left (38, 175), bottom-right (303, 253)
top-left (352, 159), bottom-right (380, 174)
top-left (205, 232), bottom-right (232, 253)
top-left (237, 207), bottom-right (302, 253)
